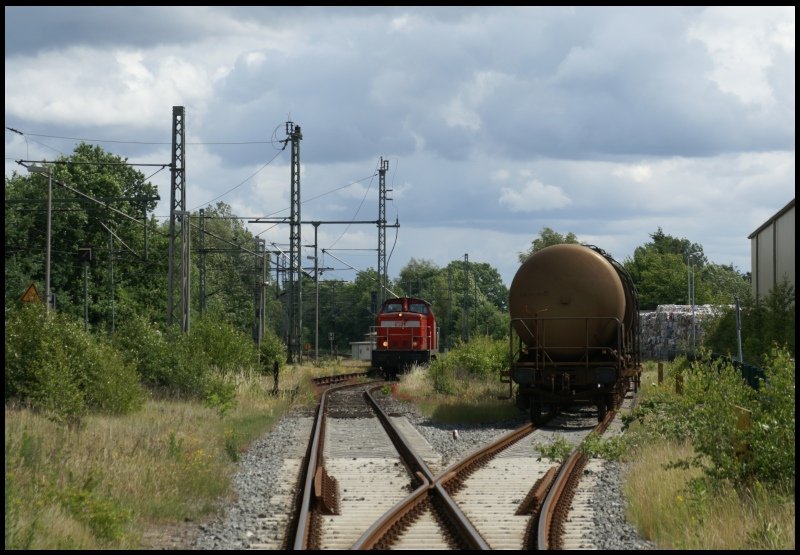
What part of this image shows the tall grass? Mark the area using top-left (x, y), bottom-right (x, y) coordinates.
top-left (622, 359), bottom-right (795, 549)
top-left (625, 440), bottom-right (794, 549)
top-left (4, 368), bottom-right (306, 550)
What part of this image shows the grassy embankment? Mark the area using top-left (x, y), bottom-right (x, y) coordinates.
top-left (6, 354), bottom-right (794, 550)
top-left (5, 362), bottom-right (330, 550)
top-left (621, 362), bottom-right (794, 549)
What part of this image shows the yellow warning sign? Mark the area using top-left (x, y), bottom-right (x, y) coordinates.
top-left (21, 283), bottom-right (41, 303)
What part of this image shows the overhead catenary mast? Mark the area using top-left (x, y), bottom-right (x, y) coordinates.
top-left (286, 122), bottom-right (303, 364)
top-left (167, 105), bottom-right (189, 332)
top-left (377, 157), bottom-right (399, 305)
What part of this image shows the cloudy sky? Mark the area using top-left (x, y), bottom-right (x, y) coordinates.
top-left (5, 6), bottom-right (795, 288)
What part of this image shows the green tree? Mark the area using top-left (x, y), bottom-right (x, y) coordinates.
top-left (623, 228), bottom-right (748, 310)
top-left (191, 202), bottom-right (278, 334)
top-left (397, 258), bottom-right (509, 347)
top-left (398, 258), bottom-right (440, 296)
top-left (5, 143), bottom-right (163, 330)
top-left (518, 227), bottom-right (579, 262)
top-left (312, 269), bottom-right (382, 352)
top-left (704, 278), bottom-right (795, 364)
top-left (698, 262), bottom-right (751, 305)
top-left (626, 249), bottom-right (688, 310)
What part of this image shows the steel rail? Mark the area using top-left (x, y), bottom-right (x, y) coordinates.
top-left (290, 379), bottom-right (380, 550)
top-left (537, 408), bottom-right (615, 550)
top-left (352, 386), bottom-right (490, 550)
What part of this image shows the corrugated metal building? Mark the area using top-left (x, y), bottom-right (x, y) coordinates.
top-left (748, 198), bottom-right (795, 299)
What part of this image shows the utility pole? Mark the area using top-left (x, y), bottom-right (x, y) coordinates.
top-left (312, 223), bottom-right (320, 363)
top-left (250, 153), bottom-right (398, 359)
top-left (108, 225), bottom-right (115, 333)
top-left (463, 253), bottom-right (469, 342)
top-left (735, 297), bottom-right (743, 363)
top-left (261, 239), bottom-right (268, 352)
top-left (79, 246), bottom-right (92, 331)
top-left (199, 208), bottom-right (206, 315)
top-left (25, 164), bottom-right (53, 312)
top-left (448, 265), bottom-right (452, 349)
top-left (254, 237), bottom-right (262, 349)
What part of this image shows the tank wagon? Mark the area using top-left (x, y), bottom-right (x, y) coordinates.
top-left (371, 296), bottom-right (438, 375)
top-left (504, 244), bottom-right (641, 422)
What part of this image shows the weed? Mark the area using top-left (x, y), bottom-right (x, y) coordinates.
top-left (535, 435), bottom-right (573, 463)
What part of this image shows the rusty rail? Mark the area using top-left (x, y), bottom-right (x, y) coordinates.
top-left (290, 379), bottom-right (379, 550)
top-left (537, 408), bottom-right (615, 549)
top-left (352, 386), bottom-right (491, 550)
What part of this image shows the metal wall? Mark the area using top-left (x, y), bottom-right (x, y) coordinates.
top-left (749, 199), bottom-right (795, 299)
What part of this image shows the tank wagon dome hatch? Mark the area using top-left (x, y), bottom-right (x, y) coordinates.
top-left (509, 243), bottom-right (626, 360)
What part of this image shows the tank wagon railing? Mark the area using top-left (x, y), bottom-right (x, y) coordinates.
top-left (508, 316), bottom-right (629, 371)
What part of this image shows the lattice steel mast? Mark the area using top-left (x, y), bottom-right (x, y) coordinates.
top-left (167, 106), bottom-right (190, 332)
top-left (287, 122), bottom-right (303, 363)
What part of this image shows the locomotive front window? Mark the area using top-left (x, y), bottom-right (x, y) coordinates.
top-left (409, 303), bottom-right (428, 314)
top-left (383, 302), bottom-right (403, 313)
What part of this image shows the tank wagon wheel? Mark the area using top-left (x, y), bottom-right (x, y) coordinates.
top-left (515, 391), bottom-right (530, 412)
top-left (596, 396), bottom-right (607, 421)
top-left (530, 397), bottom-right (542, 424)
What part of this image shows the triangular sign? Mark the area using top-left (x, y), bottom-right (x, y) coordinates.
top-left (21, 283), bottom-right (42, 303)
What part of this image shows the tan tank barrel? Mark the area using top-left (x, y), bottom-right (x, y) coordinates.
top-left (509, 244), bottom-right (626, 360)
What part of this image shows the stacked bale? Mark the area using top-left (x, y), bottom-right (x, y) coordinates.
top-left (639, 304), bottom-right (725, 360)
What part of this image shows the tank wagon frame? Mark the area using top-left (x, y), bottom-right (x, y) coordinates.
top-left (502, 244), bottom-right (642, 422)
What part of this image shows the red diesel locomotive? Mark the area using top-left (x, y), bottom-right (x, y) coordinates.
top-left (371, 296), bottom-right (438, 374)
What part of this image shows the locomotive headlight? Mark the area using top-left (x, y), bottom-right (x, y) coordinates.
top-left (382, 341), bottom-right (388, 347)
top-left (412, 341), bottom-right (418, 347)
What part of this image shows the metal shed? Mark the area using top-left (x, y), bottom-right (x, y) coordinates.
top-left (748, 198), bottom-right (795, 299)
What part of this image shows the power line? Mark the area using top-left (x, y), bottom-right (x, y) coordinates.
top-left (16, 158), bottom-right (170, 168)
top-left (189, 146), bottom-right (286, 211)
top-left (7, 128), bottom-right (280, 146)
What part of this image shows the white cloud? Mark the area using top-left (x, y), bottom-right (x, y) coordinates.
top-left (491, 169), bottom-right (510, 181)
top-left (5, 47), bottom-right (212, 129)
top-left (687, 6), bottom-right (794, 106)
top-left (612, 163), bottom-right (653, 183)
top-left (443, 70), bottom-right (504, 131)
top-left (243, 51), bottom-right (267, 68)
top-left (498, 178), bottom-right (572, 212)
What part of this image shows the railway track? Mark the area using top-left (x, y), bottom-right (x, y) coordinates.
top-left (225, 376), bottom-right (644, 549)
top-left (276, 372), bottom-right (640, 550)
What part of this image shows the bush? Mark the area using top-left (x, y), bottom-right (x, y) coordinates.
top-left (443, 335), bottom-right (509, 378)
top-left (425, 335), bottom-right (509, 394)
top-left (704, 279), bottom-right (795, 365)
top-left (258, 326), bottom-right (287, 374)
top-left (112, 313), bottom-right (255, 413)
top-left (747, 347), bottom-right (795, 486)
top-left (427, 357), bottom-right (459, 395)
top-left (191, 312), bottom-right (257, 374)
top-left (5, 304), bottom-right (144, 421)
top-left (112, 313), bottom-right (167, 386)
top-left (628, 348), bottom-right (795, 490)
top-left (682, 353), bottom-right (757, 486)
